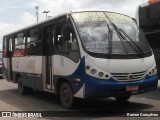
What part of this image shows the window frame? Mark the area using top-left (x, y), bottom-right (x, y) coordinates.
top-left (26, 27), bottom-right (42, 56)
top-left (54, 15), bottom-right (80, 62)
top-left (13, 32), bottom-right (26, 57)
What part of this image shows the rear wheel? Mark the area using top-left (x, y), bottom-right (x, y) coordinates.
top-left (18, 78), bottom-right (33, 95)
top-left (115, 95), bottom-right (131, 102)
top-left (59, 82), bottom-right (74, 109)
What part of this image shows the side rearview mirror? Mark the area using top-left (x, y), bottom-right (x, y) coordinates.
top-left (132, 18), bottom-right (137, 24)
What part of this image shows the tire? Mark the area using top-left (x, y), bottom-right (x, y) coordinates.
top-left (18, 78), bottom-right (33, 95)
top-left (59, 82), bottom-right (74, 109)
top-left (115, 95), bottom-right (131, 102)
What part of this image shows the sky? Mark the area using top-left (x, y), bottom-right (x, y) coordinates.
top-left (0, 0), bottom-right (144, 49)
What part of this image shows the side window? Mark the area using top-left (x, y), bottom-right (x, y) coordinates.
top-left (55, 19), bottom-right (79, 62)
top-left (3, 37), bottom-right (13, 57)
top-left (43, 25), bottom-right (54, 55)
top-left (3, 37), bottom-right (7, 58)
top-left (26, 28), bottom-right (41, 55)
top-left (8, 38), bottom-right (13, 57)
top-left (14, 33), bottom-right (25, 57)
top-left (9, 38), bottom-right (13, 52)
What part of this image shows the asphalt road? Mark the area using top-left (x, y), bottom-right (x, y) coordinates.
top-left (0, 78), bottom-right (160, 120)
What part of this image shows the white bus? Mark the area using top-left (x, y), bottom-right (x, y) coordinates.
top-left (3, 10), bottom-right (158, 108)
top-left (136, 0), bottom-right (160, 78)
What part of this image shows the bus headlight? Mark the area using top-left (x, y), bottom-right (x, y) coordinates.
top-left (85, 65), bottom-right (111, 80)
top-left (85, 58), bottom-right (111, 80)
top-left (148, 65), bottom-right (157, 76)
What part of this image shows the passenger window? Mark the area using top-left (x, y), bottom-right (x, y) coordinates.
top-left (14, 33), bottom-right (25, 57)
top-left (16, 33), bottom-right (25, 45)
top-left (55, 20), bottom-right (79, 62)
top-left (27, 28), bottom-right (40, 42)
top-left (26, 28), bottom-right (41, 55)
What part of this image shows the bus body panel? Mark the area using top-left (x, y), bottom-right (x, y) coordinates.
top-left (52, 55), bottom-right (80, 76)
top-left (2, 58), bottom-right (10, 80)
top-left (86, 55), bottom-right (155, 73)
top-left (83, 52), bottom-right (158, 98)
top-left (12, 57), bottom-right (26, 73)
top-left (35, 56), bottom-right (42, 74)
top-left (53, 56), bottom-right (86, 98)
top-left (74, 84), bottom-right (85, 98)
top-left (84, 73), bottom-right (158, 98)
top-left (64, 53), bottom-right (158, 99)
top-left (12, 56), bottom-right (42, 74)
top-left (9, 56), bottom-right (43, 89)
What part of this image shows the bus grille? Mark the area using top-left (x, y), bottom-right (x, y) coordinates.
top-left (111, 71), bottom-right (147, 81)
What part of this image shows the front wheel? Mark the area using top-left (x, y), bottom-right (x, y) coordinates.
top-left (115, 95), bottom-right (131, 102)
top-left (59, 82), bottom-right (74, 109)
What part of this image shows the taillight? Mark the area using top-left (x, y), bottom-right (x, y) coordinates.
top-left (149, 0), bottom-right (160, 5)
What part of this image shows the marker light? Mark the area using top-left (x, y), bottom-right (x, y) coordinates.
top-left (155, 66), bottom-right (157, 71)
top-left (86, 66), bottom-right (90, 70)
top-left (106, 74), bottom-right (109, 78)
top-left (91, 69), bottom-right (97, 74)
top-left (99, 72), bottom-right (104, 77)
top-left (152, 69), bottom-right (155, 74)
top-left (148, 65), bottom-right (157, 76)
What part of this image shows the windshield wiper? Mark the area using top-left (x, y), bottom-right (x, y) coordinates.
top-left (106, 24), bottom-right (113, 59)
top-left (112, 23), bottom-right (145, 58)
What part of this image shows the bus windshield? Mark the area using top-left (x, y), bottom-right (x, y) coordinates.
top-left (71, 12), bottom-right (151, 57)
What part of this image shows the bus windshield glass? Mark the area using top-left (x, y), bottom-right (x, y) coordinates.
top-left (71, 12), bottom-right (151, 56)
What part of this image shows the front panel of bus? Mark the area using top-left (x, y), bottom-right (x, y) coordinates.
top-left (71, 11), bottom-right (158, 99)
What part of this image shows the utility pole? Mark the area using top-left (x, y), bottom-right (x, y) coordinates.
top-left (35, 6), bottom-right (39, 22)
top-left (43, 11), bottom-right (50, 18)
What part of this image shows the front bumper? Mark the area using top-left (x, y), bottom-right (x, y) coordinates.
top-left (85, 74), bottom-right (158, 99)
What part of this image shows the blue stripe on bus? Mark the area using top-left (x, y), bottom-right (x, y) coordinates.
top-left (84, 74), bottom-right (158, 98)
top-left (66, 57), bottom-right (85, 95)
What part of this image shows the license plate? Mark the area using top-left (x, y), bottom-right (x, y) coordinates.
top-left (126, 85), bottom-right (139, 92)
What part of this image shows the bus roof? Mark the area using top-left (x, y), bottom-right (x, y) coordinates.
top-left (3, 9), bottom-right (129, 37)
top-left (3, 12), bottom-right (68, 37)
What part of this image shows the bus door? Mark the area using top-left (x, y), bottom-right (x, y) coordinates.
top-left (44, 25), bottom-right (54, 90)
top-left (7, 38), bottom-right (13, 81)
